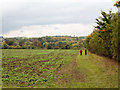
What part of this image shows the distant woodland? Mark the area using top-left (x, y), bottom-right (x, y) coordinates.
top-left (1, 36), bottom-right (85, 49)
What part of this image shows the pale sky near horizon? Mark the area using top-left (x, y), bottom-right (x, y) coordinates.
top-left (0, 0), bottom-right (118, 37)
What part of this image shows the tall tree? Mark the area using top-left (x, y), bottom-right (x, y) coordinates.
top-left (95, 10), bottom-right (112, 30)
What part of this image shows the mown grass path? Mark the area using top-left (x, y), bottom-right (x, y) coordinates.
top-left (55, 51), bottom-right (118, 88)
top-left (2, 49), bottom-right (118, 88)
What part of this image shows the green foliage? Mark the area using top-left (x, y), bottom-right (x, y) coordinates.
top-left (5, 39), bottom-right (14, 46)
top-left (110, 13), bottom-right (118, 59)
top-left (47, 44), bottom-right (53, 49)
top-left (114, 0), bottom-right (120, 7)
top-left (85, 10), bottom-right (118, 60)
top-left (2, 43), bottom-right (9, 49)
top-left (2, 36), bottom-right (85, 49)
top-left (95, 10), bottom-right (112, 30)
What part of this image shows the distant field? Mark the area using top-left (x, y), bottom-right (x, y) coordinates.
top-left (2, 49), bottom-right (118, 88)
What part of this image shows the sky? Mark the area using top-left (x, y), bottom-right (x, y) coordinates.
top-left (1, 0), bottom-right (118, 37)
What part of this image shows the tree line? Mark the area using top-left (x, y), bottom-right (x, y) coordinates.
top-left (2, 36), bottom-right (85, 49)
top-left (85, 8), bottom-right (119, 60)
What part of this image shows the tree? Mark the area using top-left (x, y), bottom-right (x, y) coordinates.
top-left (19, 41), bottom-right (24, 46)
top-left (32, 40), bottom-right (41, 48)
top-left (114, 0), bottom-right (120, 61)
top-left (65, 45), bottom-right (70, 49)
top-left (47, 44), bottom-right (53, 49)
top-left (110, 13), bottom-right (118, 59)
top-left (3, 43), bottom-right (9, 49)
top-left (114, 0), bottom-right (120, 7)
top-left (85, 8), bottom-right (119, 58)
top-left (95, 10), bottom-right (112, 30)
top-left (5, 39), bottom-right (14, 46)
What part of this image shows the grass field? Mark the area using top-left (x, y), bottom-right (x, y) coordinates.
top-left (2, 49), bottom-right (118, 88)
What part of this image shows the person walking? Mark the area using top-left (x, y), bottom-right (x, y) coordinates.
top-left (80, 50), bottom-right (82, 55)
top-left (85, 48), bottom-right (87, 55)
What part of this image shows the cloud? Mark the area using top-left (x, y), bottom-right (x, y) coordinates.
top-left (2, 0), bottom-right (118, 35)
top-left (2, 1), bottom-right (117, 34)
top-left (3, 23), bottom-right (94, 37)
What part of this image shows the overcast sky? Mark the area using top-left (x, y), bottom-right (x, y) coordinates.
top-left (1, 0), bottom-right (118, 37)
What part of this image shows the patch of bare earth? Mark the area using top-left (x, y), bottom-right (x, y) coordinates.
top-left (54, 56), bottom-right (86, 85)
